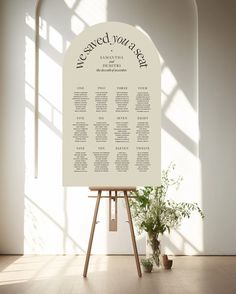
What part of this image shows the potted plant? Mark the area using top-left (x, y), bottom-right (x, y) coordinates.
top-left (141, 257), bottom-right (153, 273)
top-left (162, 254), bottom-right (173, 270)
top-left (129, 162), bottom-right (204, 267)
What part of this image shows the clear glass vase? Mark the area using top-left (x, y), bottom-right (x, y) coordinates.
top-left (147, 231), bottom-right (161, 267)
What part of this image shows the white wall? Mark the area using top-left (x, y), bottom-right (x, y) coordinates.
top-left (0, 0), bottom-right (235, 255)
top-left (198, 0), bottom-right (236, 254)
top-left (0, 0), bottom-right (25, 254)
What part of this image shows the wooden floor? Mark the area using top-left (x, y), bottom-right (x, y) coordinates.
top-left (0, 255), bottom-right (236, 294)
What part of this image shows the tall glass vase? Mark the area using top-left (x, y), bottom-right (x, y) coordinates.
top-left (148, 231), bottom-right (160, 267)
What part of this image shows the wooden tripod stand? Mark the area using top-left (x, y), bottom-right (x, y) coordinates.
top-left (83, 187), bottom-right (142, 277)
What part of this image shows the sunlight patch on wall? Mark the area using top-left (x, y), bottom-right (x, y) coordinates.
top-left (161, 129), bottom-right (203, 254)
top-left (53, 108), bottom-right (62, 132)
top-left (71, 15), bottom-right (85, 35)
top-left (162, 66), bottom-right (177, 96)
top-left (24, 190), bottom-right (64, 254)
top-left (159, 54), bottom-right (164, 67)
top-left (39, 95), bottom-right (53, 122)
top-left (49, 25), bottom-right (63, 53)
top-left (64, 0), bottom-right (77, 9)
top-left (25, 14), bottom-right (35, 30)
top-left (39, 18), bottom-right (48, 40)
top-left (25, 14), bottom-right (47, 39)
top-left (38, 49), bottom-right (62, 111)
top-left (25, 83), bottom-right (35, 106)
top-left (161, 91), bottom-right (168, 107)
top-left (165, 88), bottom-right (199, 143)
top-left (66, 40), bottom-right (71, 50)
top-left (160, 46), bottom-right (202, 254)
top-left (74, 0), bottom-right (107, 25)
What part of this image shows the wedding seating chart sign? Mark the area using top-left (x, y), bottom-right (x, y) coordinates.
top-left (63, 22), bottom-right (161, 186)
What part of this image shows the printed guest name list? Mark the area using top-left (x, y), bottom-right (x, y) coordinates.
top-left (63, 22), bottom-right (161, 187)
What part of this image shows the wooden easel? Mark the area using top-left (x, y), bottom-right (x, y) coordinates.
top-left (83, 187), bottom-right (142, 277)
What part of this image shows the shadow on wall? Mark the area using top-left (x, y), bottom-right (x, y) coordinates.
top-left (0, 0), bottom-right (201, 254)
top-left (198, 0), bottom-right (236, 255)
top-left (0, 1), bottom-right (25, 254)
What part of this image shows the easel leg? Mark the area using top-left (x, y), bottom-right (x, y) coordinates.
top-left (83, 190), bottom-right (102, 277)
top-left (124, 191), bottom-right (142, 277)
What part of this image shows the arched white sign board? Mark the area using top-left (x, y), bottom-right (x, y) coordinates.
top-left (63, 22), bottom-right (161, 186)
